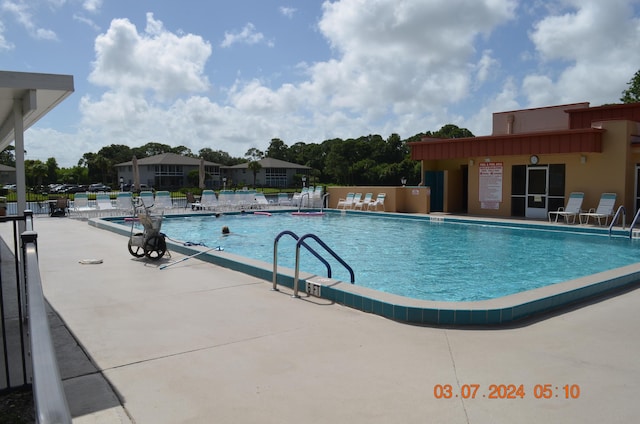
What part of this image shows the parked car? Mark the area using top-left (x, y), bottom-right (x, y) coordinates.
top-left (88, 183), bottom-right (111, 192)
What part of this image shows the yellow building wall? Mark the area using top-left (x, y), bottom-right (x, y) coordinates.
top-left (422, 120), bottom-right (638, 218)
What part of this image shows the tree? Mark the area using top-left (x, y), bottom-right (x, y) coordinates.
top-left (46, 157), bottom-right (58, 184)
top-left (266, 138), bottom-right (288, 159)
top-left (0, 146), bottom-right (15, 167)
top-left (245, 148), bottom-right (264, 187)
top-left (621, 69), bottom-right (640, 103)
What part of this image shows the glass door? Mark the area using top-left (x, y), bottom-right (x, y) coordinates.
top-left (526, 166), bottom-right (548, 219)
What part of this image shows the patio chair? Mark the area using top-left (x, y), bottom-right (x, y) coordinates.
top-left (348, 193), bottom-right (362, 209)
top-left (154, 191), bottom-right (174, 210)
top-left (185, 192), bottom-right (203, 210)
top-left (116, 192), bottom-right (134, 215)
top-left (50, 196), bottom-right (69, 217)
top-left (579, 193), bottom-right (617, 226)
top-left (200, 190), bottom-right (219, 211)
top-left (337, 192), bottom-right (355, 209)
top-left (367, 193), bottom-right (386, 211)
top-left (139, 191), bottom-right (154, 208)
top-left (277, 193), bottom-right (292, 206)
top-left (354, 192), bottom-right (373, 210)
top-left (96, 193), bottom-right (116, 216)
top-left (548, 192), bottom-right (584, 224)
top-left (254, 192), bottom-right (271, 209)
top-left (70, 192), bottom-right (96, 218)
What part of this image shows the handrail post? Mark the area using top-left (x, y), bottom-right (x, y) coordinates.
top-left (292, 245), bottom-right (302, 298)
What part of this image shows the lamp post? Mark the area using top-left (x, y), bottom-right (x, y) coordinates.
top-left (401, 177), bottom-right (407, 187)
top-left (223, 177), bottom-right (227, 190)
top-left (302, 176), bottom-right (306, 188)
top-left (119, 176), bottom-right (124, 192)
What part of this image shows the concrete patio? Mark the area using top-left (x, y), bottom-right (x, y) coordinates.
top-left (3, 215), bottom-right (639, 423)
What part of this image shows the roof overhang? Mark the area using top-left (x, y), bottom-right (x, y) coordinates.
top-left (409, 128), bottom-right (604, 161)
top-left (0, 71), bottom-right (74, 151)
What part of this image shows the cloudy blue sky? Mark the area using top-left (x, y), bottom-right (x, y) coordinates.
top-left (2, 0), bottom-right (639, 167)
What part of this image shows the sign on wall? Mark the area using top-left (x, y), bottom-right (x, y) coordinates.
top-left (479, 162), bottom-right (503, 209)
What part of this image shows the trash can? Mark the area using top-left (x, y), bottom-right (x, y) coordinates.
top-left (0, 197), bottom-right (6, 216)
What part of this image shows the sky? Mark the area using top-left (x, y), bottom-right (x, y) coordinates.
top-left (1, 0), bottom-right (640, 168)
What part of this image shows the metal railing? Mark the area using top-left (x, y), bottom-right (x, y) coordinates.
top-left (0, 212), bottom-right (30, 390)
top-left (272, 230), bottom-right (332, 291)
top-left (22, 228), bottom-right (72, 423)
top-left (0, 211), bottom-right (71, 422)
top-left (272, 230), bottom-right (354, 297)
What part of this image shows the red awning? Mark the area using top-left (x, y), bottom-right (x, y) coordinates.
top-left (409, 128), bottom-right (604, 161)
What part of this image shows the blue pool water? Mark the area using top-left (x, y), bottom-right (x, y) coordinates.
top-left (124, 212), bottom-right (640, 302)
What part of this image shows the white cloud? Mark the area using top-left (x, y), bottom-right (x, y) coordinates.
top-left (279, 7), bottom-right (296, 18)
top-left (82, 0), bottom-right (103, 13)
top-left (88, 13), bottom-right (211, 101)
top-left (2, 1), bottom-right (57, 40)
top-left (524, 0), bottom-right (640, 106)
top-left (220, 23), bottom-right (272, 48)
top-left (0, 21), bottom-right (14, 51)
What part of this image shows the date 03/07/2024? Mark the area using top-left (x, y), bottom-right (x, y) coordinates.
top-left (433, 384), bottom-right (581, 400)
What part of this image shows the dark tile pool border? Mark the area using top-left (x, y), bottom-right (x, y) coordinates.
top-left (91, 211), bottom-right (640, 326)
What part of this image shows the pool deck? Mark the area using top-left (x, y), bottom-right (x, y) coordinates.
top-left (5, 215), bottom-right (640, 423)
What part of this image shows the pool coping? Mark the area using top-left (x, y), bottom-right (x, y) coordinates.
top-left (90, 210), bottom-right (640, 326)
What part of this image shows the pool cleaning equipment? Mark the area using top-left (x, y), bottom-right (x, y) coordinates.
top-left (159, 245), bottom-right (223, 270)
top-left (127, 197), bottom-right (167, 260)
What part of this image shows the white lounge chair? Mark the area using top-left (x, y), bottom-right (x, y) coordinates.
top-left (337, 192), bottom-right (354, 209)
top-left (348, 193), bottom-right (362, 209)
top-left (354, 192), bottom-right (373, 210)
top-left (96, 193), bottom-right (116, 216)
top-left (254, 192), bottom-right (271, 209)
top-left (579, 193), bottom-right (617, 226)
top-left (116, 192), bottom-right (134, 215)
top-left (200, 190), bottom-right (219, 211)
top-left (277, 193), bottom-right (292, 206)
top-left (548, 192), bottom-right (584, 224)
top-left (139, 191), bottom-right (154, 208)
top-left (368, 193), bottom-right (386, 211)
top-left (70, 192), bottom-right (96, 218)
top-left (154, 191), bottom-right (174, 210)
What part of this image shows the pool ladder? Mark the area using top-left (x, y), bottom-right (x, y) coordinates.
top-left (272, 230), bottom-right (354, 298)
top-left (607, 206), bottom-right (640, 238)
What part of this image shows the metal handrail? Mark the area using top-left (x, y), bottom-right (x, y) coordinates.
top-left (272, 230), bottom-right (331, 291)
top-left (22, 230), bottom-right (72, 423)
top-left (297, 192), bottom-right (310, 211)
top-left (608, 206), bottom-right (627, 237)
top-left (626, 207), bottom-right (640, 239)
top-left (293, 233), bottom-right (355, 298)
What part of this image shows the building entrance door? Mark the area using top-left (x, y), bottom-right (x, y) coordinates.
top-left (526, 166), bottom-right (548, 219)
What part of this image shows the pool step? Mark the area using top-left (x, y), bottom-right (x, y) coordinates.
top-left (631, 229), bottom-right (640, 239)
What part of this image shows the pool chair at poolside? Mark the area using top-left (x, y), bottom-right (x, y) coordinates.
top-left (185, 192), bottom-right (203, 210)
top-left (70, 192), bottom-right (97, 218)
top-left (200, 190), bottom-right (219, 211)
top-left (154, 191), bottom-right (174, 210)
top-left (96, 193), bottom-right (116, 216)
top-left (254, 192), bottom-right (271, 209)
top-left (354, 192), bottom-right (373, 210)
top-left (579, 192), bottom-right (617, 226)
top-left (336, 192), bottom-right (355, 209)
top-left (367, 193), bottom-right (386, 211)
top-left (139, 191), bottom-right (155, 208)
top-left (116, 192), bottom-right (134, 215)
top-left (548, 192), bottom-right (584, 224)
top-left (277, 192), bottom-right (292, 206)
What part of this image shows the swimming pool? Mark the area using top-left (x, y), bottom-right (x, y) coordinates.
top-left (96, 211), bottom-right (640, 325)
top-left (116, 211), bottom-right (640, 302)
